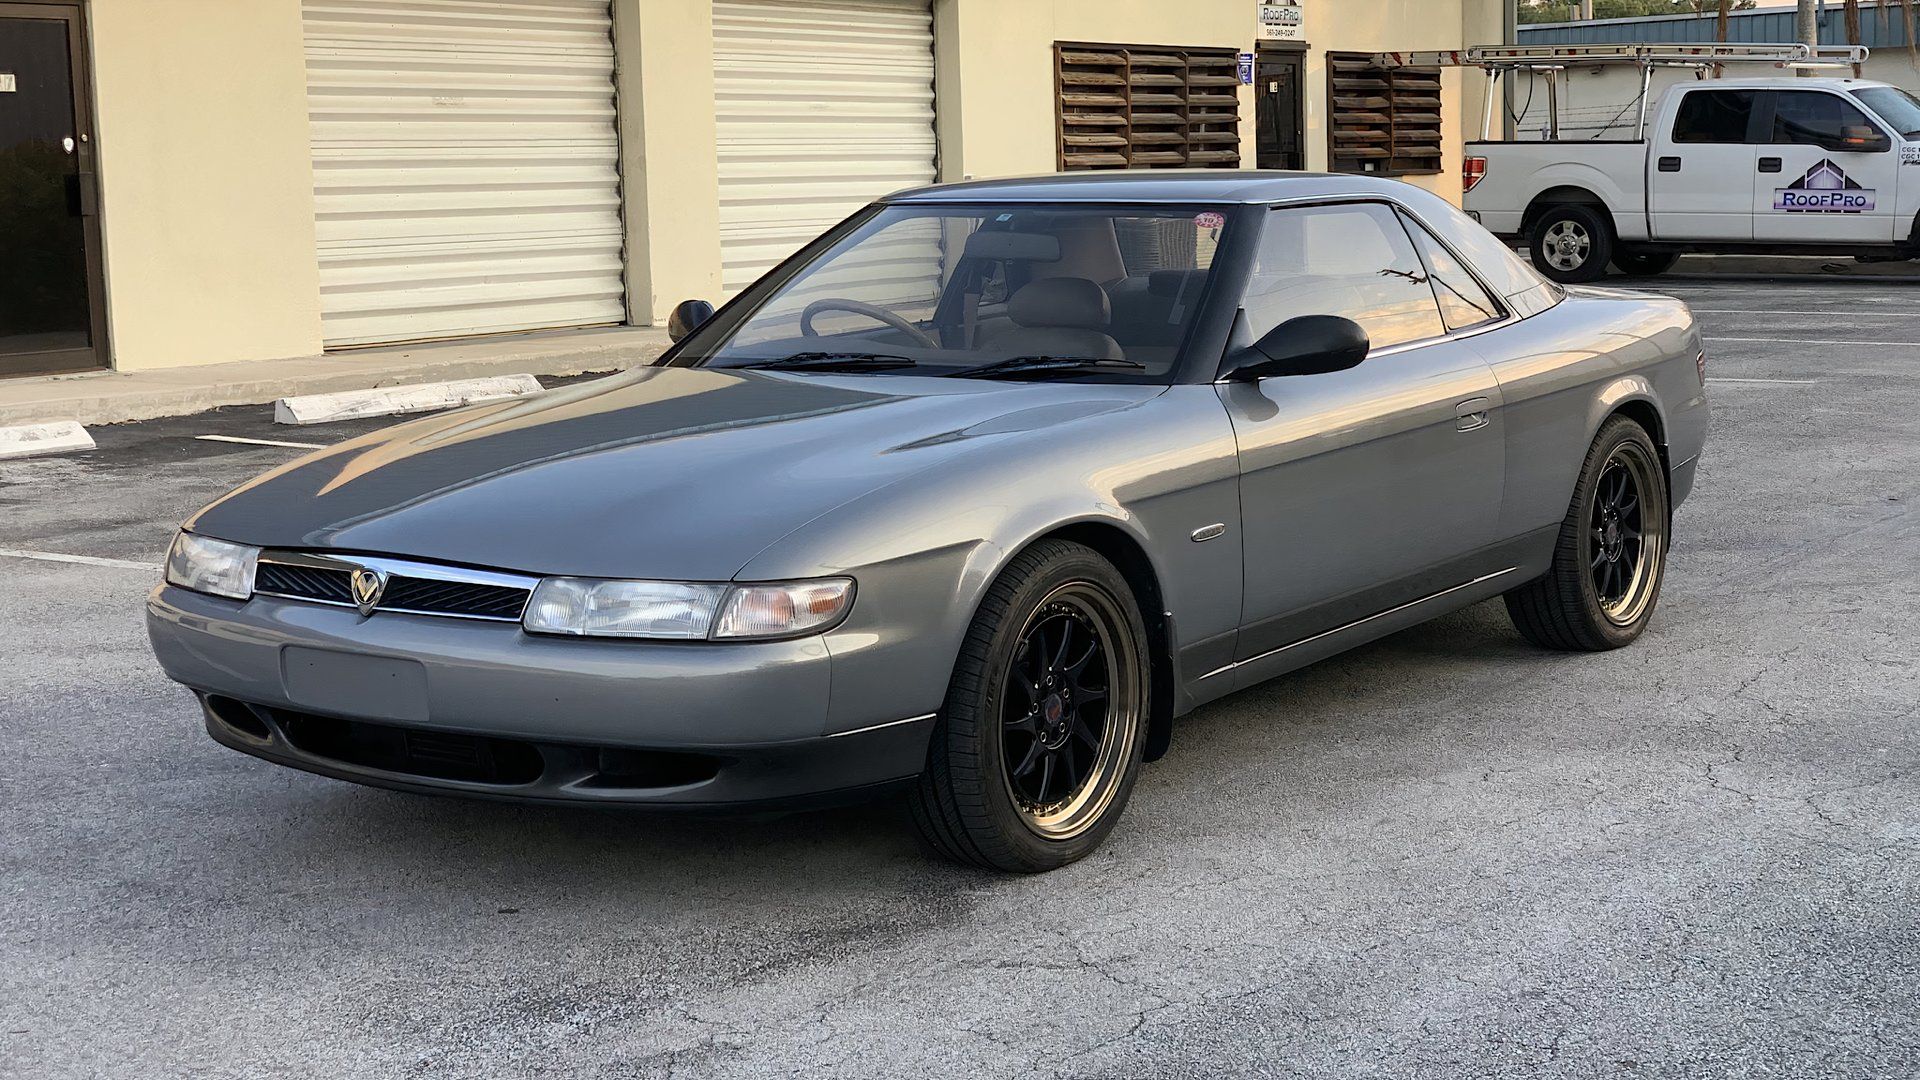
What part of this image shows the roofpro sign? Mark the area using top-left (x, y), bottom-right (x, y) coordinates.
top-left (1773, 159), bottom-right (1876, 213)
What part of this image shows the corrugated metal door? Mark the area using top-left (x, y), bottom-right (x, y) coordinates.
top-left (714, 0), bottom-right (937, 297)
top-left (304, 0), bottom-right (627, 347)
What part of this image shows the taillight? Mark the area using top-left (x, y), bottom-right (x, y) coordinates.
top-left (1463, 156), bottom-right (1487, 194)
top-left (1697, 349), bottom-right (1708, 386)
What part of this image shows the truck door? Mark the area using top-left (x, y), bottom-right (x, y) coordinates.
top-left (1751, 89), bottom-right (1900, 244)
top-left (1649, 88), bottom-right (1759, 241)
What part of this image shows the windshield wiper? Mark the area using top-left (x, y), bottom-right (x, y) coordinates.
top-left (951, 355), bottom-right (1148, 380)
top-left (733, 352), bottom-right (918, 372)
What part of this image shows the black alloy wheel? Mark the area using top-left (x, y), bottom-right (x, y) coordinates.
top-left (910, 540), bottom-right (1148, 872)
top-left (1506, 416), bottom-right (1671, 650)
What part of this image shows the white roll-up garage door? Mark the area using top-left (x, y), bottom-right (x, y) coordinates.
top-left (714, 0), bottom-right (938, 297)
top-left (304, 0), bottom-right (627, 347)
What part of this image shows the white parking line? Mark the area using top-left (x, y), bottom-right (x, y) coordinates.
top-left (195, 434), bottom-right (329, 450)
top-left (0, 547), bottom-right (160, 571)
top-left (1686, 308), bottom-right (1920, 316)
top-left (1705, 336), bottom-right (1920, 347)
top-left (1708, 377), bottom-right (1819, 385)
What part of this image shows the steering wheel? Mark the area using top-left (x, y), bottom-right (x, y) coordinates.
top-left (800, 298), bottom-right (939, 349)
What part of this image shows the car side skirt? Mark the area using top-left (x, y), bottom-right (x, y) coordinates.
top-left (1181, 527), bottom-right (1558, 704)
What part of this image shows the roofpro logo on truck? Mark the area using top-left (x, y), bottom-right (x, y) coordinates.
top-left (1774, 159), bottom-right (1876, 213)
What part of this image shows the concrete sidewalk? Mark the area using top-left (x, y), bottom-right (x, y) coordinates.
top-left (0, 325), bottom-right (668, 427)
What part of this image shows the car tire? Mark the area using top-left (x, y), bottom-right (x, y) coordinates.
top-left (1505, 416), bottom-right (1670, 651)
top-left (908, 540), bottom-right (1150, 873)
top-left (1610, 249), bottom-right (1679, 277)
top-left (1529, 204), bottom-right (1614, 284)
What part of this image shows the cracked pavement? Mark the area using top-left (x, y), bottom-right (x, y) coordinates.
top-left (1, 277), bottom-right (1916, 1078)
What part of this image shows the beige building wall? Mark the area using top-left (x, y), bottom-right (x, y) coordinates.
top-left (89, 0), bottom-right (324, 371)
top-left (614, 0), bottom-right (723, 326)
top-left (74, 0), bottom-right (1502, 354)
top-left (934, 0), bottom-right (1485, 204)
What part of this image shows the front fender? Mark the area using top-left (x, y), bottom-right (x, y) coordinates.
top-left (738, 387), bottom-right (1242, 736)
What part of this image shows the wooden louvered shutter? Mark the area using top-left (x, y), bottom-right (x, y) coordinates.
top-left (1327, 52), bottom-right (1443, 177)
top-left (1054, 43), bottom-right (1242, 171)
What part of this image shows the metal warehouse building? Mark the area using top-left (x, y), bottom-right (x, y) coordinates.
top-left (1, 0), bottom-right (1500, 381)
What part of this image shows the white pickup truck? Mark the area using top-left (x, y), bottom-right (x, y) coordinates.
top-left (1466, 75), bottom-right (1920, 282)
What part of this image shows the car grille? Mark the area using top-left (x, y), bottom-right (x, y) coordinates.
top-left (253, 553), bottom-right (535, 622)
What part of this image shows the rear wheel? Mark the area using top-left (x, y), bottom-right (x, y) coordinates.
top-left (1505, 416), bottom-right (1670, 651)
top-left (1611, 249), bottom-right (1679, 277)
top-left (909, 540), bottom-right (1148, 873)
top-left (1529, 204), bottom-right (1614, 284)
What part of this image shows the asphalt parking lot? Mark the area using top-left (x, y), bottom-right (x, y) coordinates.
top-left (2, 275), bottom-right (1916, 1079)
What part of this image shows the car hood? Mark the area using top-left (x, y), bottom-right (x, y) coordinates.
top-left (187, 366), bottom-right (1163, 579)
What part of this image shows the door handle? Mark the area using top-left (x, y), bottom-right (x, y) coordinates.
top-left (1455, 398), bottom-right (1491, 433)
top-left (1657, 156), bottom-right (1682, 172)
top-left (1759, 156), bottom-right (1783, 173)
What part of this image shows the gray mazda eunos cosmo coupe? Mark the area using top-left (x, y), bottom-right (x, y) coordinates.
top-left (149, 172), bottom-right (1709, 872)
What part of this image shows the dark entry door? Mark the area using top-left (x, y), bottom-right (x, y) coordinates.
top-left (1255, 48), bottom-right (1305, 171)
top-left (0, 3), bottom-right (105, 377)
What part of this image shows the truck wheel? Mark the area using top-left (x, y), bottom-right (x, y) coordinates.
top-left (1611, 250), bottom-right (1678, 277)
top-left (1529, 204), bottom-right (1613, 284)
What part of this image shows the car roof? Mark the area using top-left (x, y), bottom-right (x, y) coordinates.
top-left (882, 169), bottom-right (1428, 205)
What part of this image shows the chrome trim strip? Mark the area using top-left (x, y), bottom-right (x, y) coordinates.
top-left (258, 551), bottom-right (540, 591)
top-left (1197, 567), bottom-right (1520, 681)
top-left (254, 551), bottom-right (539, 623)
top-left (824, 713), bottom-right (938, 739)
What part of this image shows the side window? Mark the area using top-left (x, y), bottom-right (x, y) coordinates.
top-left (1399, 211), bottom-right (1503, 332)
top-left (1243, 202), bottom-right (1445, 351)
top-left (1672, 90), bottom-right (1757, 144)
top-left (1771, 91), bottom-right (1878, 147)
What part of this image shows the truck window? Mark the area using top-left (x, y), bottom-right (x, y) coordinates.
top-left (1672, 90), bottom-right (1758, 144)
top-left (1854, 86), bottom-right (1920, 138)
top-left (1771, 91), bottom-right (1879, 146)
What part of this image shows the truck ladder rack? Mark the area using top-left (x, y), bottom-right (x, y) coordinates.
top-left (1368, 43), bottom-right (1873, 141)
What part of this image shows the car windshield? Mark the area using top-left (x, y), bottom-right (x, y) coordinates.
top-left (680, 203), bottom-right (1234, 383)
top-left (1854, 86), bottom-right (1920, 137)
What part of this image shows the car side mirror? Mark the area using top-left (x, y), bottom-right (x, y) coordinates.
top-left (1223, 315), bottom-right (1371, 381)
top-left (668, 299), bottom-right (716, 343)
top-left (1834, 125), bottom-right (1891, 153)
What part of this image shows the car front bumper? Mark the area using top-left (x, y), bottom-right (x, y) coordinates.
top-left (147, 585), bottom-right (935, 807)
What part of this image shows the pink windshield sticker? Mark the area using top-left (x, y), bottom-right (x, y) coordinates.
top-left (1194, 212), bottom-right (1226, 230)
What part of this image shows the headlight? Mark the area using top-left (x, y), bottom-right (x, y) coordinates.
top-left (164, 531), bottom-right (259, 600)
top-left (522, 577), bottom-right (853, 640)
top-left (523, 579), bottom-right (728, 639)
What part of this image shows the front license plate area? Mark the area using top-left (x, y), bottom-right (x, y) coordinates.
top-left (281, 646), bottom-right (429, 723)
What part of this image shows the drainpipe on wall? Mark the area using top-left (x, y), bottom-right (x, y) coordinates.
top-left (1503, 0), bottom-right (1517, 139)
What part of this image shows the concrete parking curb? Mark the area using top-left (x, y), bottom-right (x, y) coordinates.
top-left (0, 325), bottom-right (667, 428)
top-left (275, 374), bottom-right (544, 425)
top-left (0, 421), bottom-right (95, 461)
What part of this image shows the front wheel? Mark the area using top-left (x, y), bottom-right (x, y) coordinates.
top-left (909, 540), bottom-right (1149, 873)
top-left (1505, 416), bottom-right (1670, 651)
top-left (1529, 204), bottom-right (1615, 284)
top-left (1611, 249), bottom-right (1679, 277)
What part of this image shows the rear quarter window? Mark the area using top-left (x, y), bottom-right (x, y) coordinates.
top-left (1391, 185), bottom-right (1563, 313)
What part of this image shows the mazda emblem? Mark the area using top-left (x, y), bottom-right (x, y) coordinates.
top-left (349, 567), bottom-right (387, 616)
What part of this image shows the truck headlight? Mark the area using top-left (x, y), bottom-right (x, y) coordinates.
top-left (164, 532), bottom-right (259, 601)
